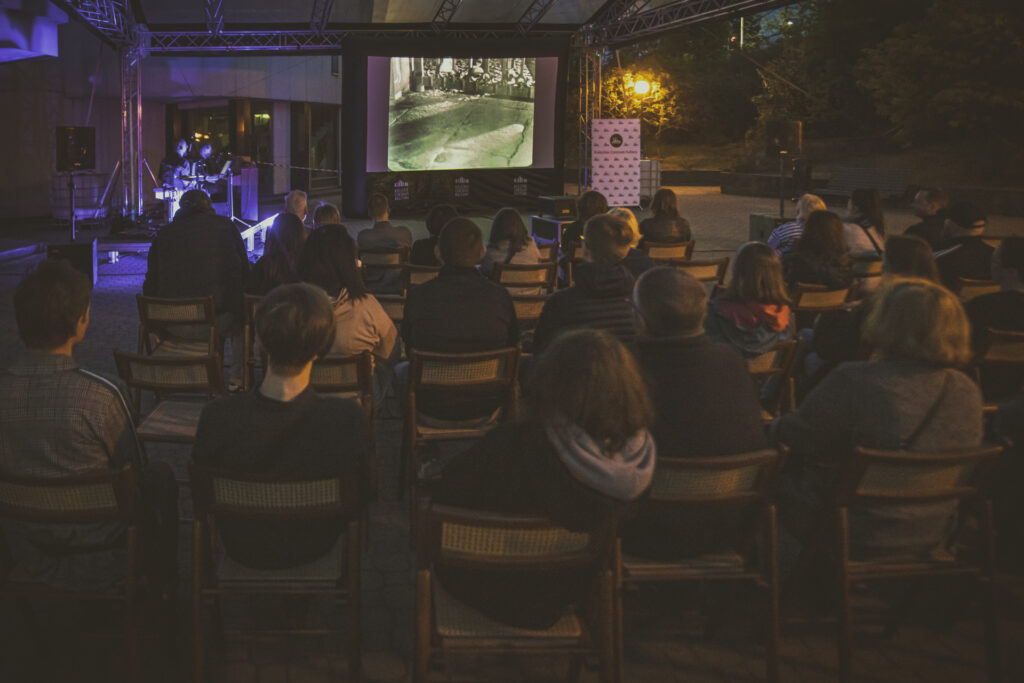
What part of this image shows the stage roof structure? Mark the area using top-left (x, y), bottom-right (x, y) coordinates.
top-left (55, 0), bottom-right (796, 54)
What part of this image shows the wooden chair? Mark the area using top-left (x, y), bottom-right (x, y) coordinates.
top-left (747, 340), bottom-right (800, 421)
top-left (833, 445), bottom-right (1003, 683)
top-left (114, 351), bottom-right (225, 445)
top-left (376, 294), bottom-right (406, 328)
top-left (615, 448), bottom-right (787, 683)
top-left (360, 246), bottom-right (409, 294)
top-left (512, 294), bottom-right (548, 330)
top-left (852, 258), bottom-right (883, 277)
top-left (403, 264), bottom-right (442, 291)
top-left (491, 262), bottom-right (557, 295)
top-left (560, 240), bottom-right (585, 288)
top-left (241, 294), bottom-right (263, 391)
top-left (310, 352), bottom-right (377, 494)
top-left (136, 294), bottom-right (218, 358)
top-left (189, 465), bottom-right (365, 683)
top-left (402, 348), bottom-right (521, 510)
top-left (641, 240), bottom-right (694, 262)
top-left (791, 283), bottom-right (854, 329)
top-left (535, 240), bottom-right (557, 262)
top-left (664, 257), bottom-right (729, 284)
top-left (955, 277), bottom-right (1000, 302)
top-left (0, 467), bottom-right (145, 682)
top-left (414, 504), bottom-right (616, 683)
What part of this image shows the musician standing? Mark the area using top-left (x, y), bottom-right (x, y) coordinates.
top-left (158, 139), bottom-right (190, 189)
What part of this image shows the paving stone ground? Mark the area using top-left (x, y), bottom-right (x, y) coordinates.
top-left (1, 189), bottom-right (1023, 682)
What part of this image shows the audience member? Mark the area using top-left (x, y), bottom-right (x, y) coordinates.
top-left (610, 207), bottom-right (656, 278)
top-left (843, 188), bottom-right (886, 257)
top-left (965, 237), bottom-right (1024, 400)
top-left (560, 189), bottom-right (608, 252)
top-left (247, 212), bottom-right (307, 295)
top-left (358, 193), bottom-right (414, 294)
top-left (432, 328), bottom-right (655, 627)
top-left (767, 193), bottom-right (827, 254)
top-left (142, 188), bottom-right (249, 388)
top-left (533, 214), bottom-right (638, 352)
top-left (191, 283), bottom-right (369, 569)
top-left (0, 260), bottom-right (177, 591)
top-left (935, 201), bottom-right (994, 287)
top-left (312, 202), bottom-right (341, 228)
top-left (479, 207), bottom-right (542, 277)
top-left (639, 187), bottom-right (691, 243)
top-left (300, 224), bottom-right (398, 362)
top-left (881, 234), bottom-right (941, 282)
top-left (624, 268), bottom-right (767, 559)
top-left (782, 209), bottom-right (854, 291)
top-left (285, 189), bottom-right (308, 226)
top-left (903, 187), bottom-right (950, 249)
top-left (410, 204), bottom-right (457, 266)
top-left (705, 242), bottom-right (793, 357)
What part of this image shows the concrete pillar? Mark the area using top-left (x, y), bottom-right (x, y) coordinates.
top-left (272, 100), bottom-right (290, 196)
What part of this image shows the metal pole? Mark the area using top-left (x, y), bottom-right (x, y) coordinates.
top-left (779, 151), bottom-right (788, 219)
top-left (68, 173), bottom-right (77, 242)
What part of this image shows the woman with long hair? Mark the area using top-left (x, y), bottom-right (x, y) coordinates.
top-left (639, 187), bottom-right (691, 243)
top-left (844, 188), bottom-right (886, 257)
top-left (248, 213), bottom-right (307, 295)
top-left (783, 209), bottom-right (854, 290)
top-left (610, 206), bottom-right (656, 278)
top-left (479, 207), bottom-right (541, 276)
top-left (704, 242), bottom-right (793, 357)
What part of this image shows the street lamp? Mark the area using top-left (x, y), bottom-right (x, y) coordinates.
top-left (633, 79), bottom-right (650, 95)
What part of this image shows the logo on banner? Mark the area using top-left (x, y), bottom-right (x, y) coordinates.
top-left (393, 179), bottom-right (410, 202)
top-left (454, 177), bottom-right (470, 198)
top-left (610, 134), bottom-right (623, 148)
top-left (513, 175), bottom-right (528, 197)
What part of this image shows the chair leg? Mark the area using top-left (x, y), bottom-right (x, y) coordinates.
top-left (836, 509), bottom-right (853, 683)
top-left (766, 505), bottom-right (781, 683)
top-left (414, 569), bottom-right (432, 683)
top-left (348, 520), bottom-right (363, 682)
top-left (598, 569), bottom-right (615, 683)
top-left (192, 522), bottom-right (205, 683)
top-left (612, 540), bottom-right (625, 683)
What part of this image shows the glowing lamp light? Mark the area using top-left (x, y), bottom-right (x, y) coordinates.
top-left (633, 79), bottom-right (651, 95)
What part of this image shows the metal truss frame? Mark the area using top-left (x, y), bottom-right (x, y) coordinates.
top-left (517, 0), bottom-right (559, 35)
top-left (585, 0), bottom-right (652, 27)
top-left (310, 0), bottom-right (335, 36)
top-left (205, 0), bottom-right (224, 35)
top-left (60, 0), bottom-right (130, 42)
top-left (591, 0), bottom-right (793, 46)
top-left (431, 0), bottom-right (463, 33)
top-left (120, 46), bottom-right (143, 219)
top-left (576, 47), bottom-right (602, 192)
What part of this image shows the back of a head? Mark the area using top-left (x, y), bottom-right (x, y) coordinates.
top-left (584, 213), bottom-right (631, 265)
top-left (863, 277), bottom-right (971, 367)
top-left (15, 259), bottom-right (92, 351)
top-left (256, 282), bottom-right (336, 373)
top-left (438, 217), bottom-right (484, 267)
top-left (883, 234), bottom-right (940, 282)
top-left (921, 187), bottom-right (950, 211)
top-left (995, 237), bottom-right (1024, 283)
top-left (268, 212), bottom-right (308, 271)
top-left (798, 210), bottom-right (848, 261)
top-left (608, 207), bottom-right (641, 248)
top-left (946, 201), bottom-right (986, 234)
top-left (634, 267), bottom-right (707, 338)
top-left (285, 189), bottom-right (307, 218)
top-left (727, 242), bottom-right (791, 306)
top-left (312, 202), bottom-right (341, 226)
top-left (850, 188), bottom-right (886, 235)
top-left (577, 190), bottom-right (609, 221)
top-left (368, 193), bottom-right (390, 221)
top-left (299, 224), bottom-right (367, 300)
top-left (527, 328), bottom-right (653, 451)
top-left (796, 193), bottom-right (827, 217)
top-left (178, 189), bottom-right (213, 216)
top-left (426, 204), bottom-right (458, 237)
top-left (651, 188), bottom-right (679, 218)
top-left (489, 208), bottom-right (528, 250)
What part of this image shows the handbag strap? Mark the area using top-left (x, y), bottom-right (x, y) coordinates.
top-left (860, 222), bottom-right (883, 255)
top-left (900, 371), bottom-right (953, 450)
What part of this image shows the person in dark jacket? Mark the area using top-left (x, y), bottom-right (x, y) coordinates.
top-left (247, 212), bottom-right (307, 295)
top-left (624, 267), bottom-right (767, 559)
top-left (191, 283), bottom-right (368, 569)
top-left (903, 187), bottom-right (950, 249)
top-left (410, 204), bottom-right (457, 266)
top-left (534, 214), bottom-right (638, 352)
top-left (935, 201), bottom-right (994, 288)
top-left (432, 328), bottom-right (655, 628)
top-left (639, 187), bottom-right (692, 244)
top-left (559, 189), bottom-right (608, 252)
top-left (782, 210), bottom-right (854, 291)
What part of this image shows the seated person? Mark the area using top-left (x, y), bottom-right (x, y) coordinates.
top-left (191, 283), bottom-right (369, 569)
top-left (479, 207), bottom-right (542, 278)
top-left (357, 193), bottom-right (413, 294)
top-left (842, 188), bottom-right (886, 257)
top-left (411, 204), bottom-right (457, 266)
top-left (610, 207), bottom-right (656, 278)
top-left (559, 189), bottom-right (608, 253)
top-left (624, 268), bottom-right (767, 559)
top-left (965, 237), bottom-right (1024, 401)
top-left (431, 329), bottom-right (655, 628)
top-left (705, 242), bottom-right (793, 358)
top-left (639, 187), bottom-right (692, 243)
top-left (767, 193), bottom-right (826, 255)
top-left (312, 202), bottom-right (342, 228)
top-left (0, 260), bottom-right (177, 591)
top-left (533, 214), bottom-right (638, 352)
top-left (774, 278), bottom-right (981, 569)
top-left (935, 201), bottom-right (994, 288)
top-left (903, 187), bottom-right (950, 249)
top-left (247, 212), bottom-right (307, 295)
top-left (782, 210), bottom-right (854, 291)
top-left (299, 224), bottom-right (398, 362)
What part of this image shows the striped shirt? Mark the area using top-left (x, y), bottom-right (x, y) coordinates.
top-left (766, 220), bottom-right (804, 254)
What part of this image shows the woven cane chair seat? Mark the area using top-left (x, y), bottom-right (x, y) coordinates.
top-left (642, 240), bottom-right (694, 261)
top-left (141, 300), bottom-right (210, 323)
top-left (792, 284), bottom-right (851, 310)
top-left (0, 480), bottom-right (119, 514)
top-left (666, 257), bottom-right (729, 283)
top-left (622, 552), bottom-right (747, 577)
top-left (149, 337), bottom-right (213, 358)
top-left (440, 522), bottom-right (590, 559)
top-left (648, 465), bottom-right (762, 501)
top-left (432, 584), bottom-right (582, 639)
top-left (136, 400), bottom-right (205, 442)
top-left (360, 250), bottom-right (405, 265)
top-left (217, 535), bottom-right (344, 583)
top-left (512, 296), bottom-right (547, 324)
top-left (857, 461), bottom-right (975, 496)
top-left (211, 477), bottom-right (343, 509)
top-left (420, 357), bottom-right (506, 384)
top-left (495, 266), bottom-right (552, 285)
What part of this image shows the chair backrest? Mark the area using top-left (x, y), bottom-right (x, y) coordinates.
top-left (0, 467), bottom-right (136, 524)
top-left (837, 445), bottom-right (1002, 506)
top-left (512, 295), bottom-right (548, 326)
top-left (492, 262), bottom-right (557, 294)
top-left (243, 294), bottom-right (262, 334)
top-left (747, 340), bottom-right (799, 416)
top-left (114, 350), bottom-right (226, 398)
top-left (852, 258), bottom-right (883, 277)
top-left (376, 294), bottom-right (406, 325)
top-left (408, 347), bottom-right (521, 392)
top-left (359, 246), bottom-right (408, 266)
top-left (417, 504), bottom-right (610, 571)
top-left (955, 277), bottom-right (1000, 302)
top-left (665, 257), bottom-right (729, 284)
top-left (137, 294), bottom-right (216, 327)
top-left (642, 240), bottom-right (695, 261)
top-left (791, 283), bottom-right (853, 311)
top-left (978, 328), bottom-right (1024, 365)
top-left (310, 352), bottom-right (374, 403)
top-left (535, 241), bottom-right (557, 262)
top-left (190, 464), bottom-right (363, 521)
top-left (403, 264), bottom-right (442, 290)
top-left (646, 449), bottom-right (785, 509)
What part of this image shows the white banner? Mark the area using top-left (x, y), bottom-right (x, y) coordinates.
top-left (591, 119), bottom-right (641, 207)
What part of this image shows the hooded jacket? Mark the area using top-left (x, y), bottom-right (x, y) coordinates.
top-left (704, 296), bottom-right (793, 358)
top-left (532, 261), bottom-right (637, 352)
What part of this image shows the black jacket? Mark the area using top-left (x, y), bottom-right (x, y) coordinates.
top-left (409, 236), bottom-right (440, 266)
top-left (533, 261), bottom-right (637, 352)
top-left (904, 214), bottom-right (946, 250)
top-left (639, 214), bottom-right (691, 243)
top-left (621, 249), bottom-right (657, 279)
top-left (936, 236), bottom-right (994, 288)
top-left (143, 207), bottom-right (250, 317)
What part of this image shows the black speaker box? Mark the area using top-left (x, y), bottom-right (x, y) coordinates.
top-left (537, 195), bottom-right (577, 219)
top-left (56, 126), bottom-right (96, 172)
top-left (48, 239), bottom-right (98, 285)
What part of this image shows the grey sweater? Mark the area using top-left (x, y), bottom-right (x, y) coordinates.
top-left (775, 359), bottom-right (982, 557)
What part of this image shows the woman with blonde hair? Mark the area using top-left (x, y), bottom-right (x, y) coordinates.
top-left (775, 277), bottom-right (981, 565)
top-left (610, 206), bottom-right (656, 278)
top-left (704, 241), bottom-right (793, 357)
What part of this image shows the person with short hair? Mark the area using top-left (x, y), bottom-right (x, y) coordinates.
top-left (285, 189), bottom-right (308, 224)
top-left (312, 202), bottom-right (342, 228)
top-left (479, 207), bottom-right (542, 278)
top-left (191, 283), bottom-right (369, 569)
top-left (705, 242), bottom-right (793, 358)
top-left (903, 187), bottom-right (950, 249)
top-left (432, 329), bottom-right (655, 627)
top-left (935, 201), bottom-right (994, 287)
top-left (247, 212), bottom-right (307, 296)
top-left (410, 204), bottom-right (457, 266)
top-left (782, 209), bottom-right (854, 291)
top-left (843, 188), bottom-right (886, 257)
top-left (0, 260), bottom-right (177, 591)
top-left (560, 189), bottom-right (608, 252)
top-left (357, 192), bottom-right (414, 294)
top-left (610, 207), bottom-right (656, 278)
top-left (639, 187), bottom-right (692, 243)
top-left (881, 234), bottom-right (941, 282)
top-left (775, 277), bottom-right (982, 566)
top-left (767, 193), bottom-right (827, 254)
top-left (533, 214), bottom-right (639, 352)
